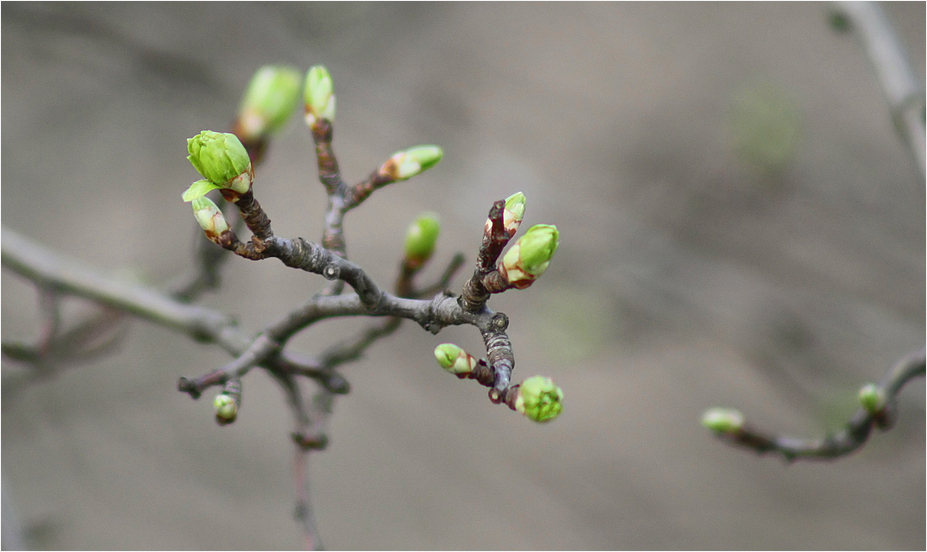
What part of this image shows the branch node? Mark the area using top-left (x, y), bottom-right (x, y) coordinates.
top-left (322, 263), bottom-right (340, 281)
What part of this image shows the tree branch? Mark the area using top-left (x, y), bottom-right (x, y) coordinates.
top-left (831, 1), bottom-right (926, 179)
top-left (706, 348), bottom-right (925, 462)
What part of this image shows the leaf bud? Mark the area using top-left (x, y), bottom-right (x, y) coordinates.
top-left (701, 407), bottom-right (744, 433)
top-left (858, 383), bottom-right (886, 415)
top-left (484, 191), bottom-right (527, 238)
top-left (379, 145), bottom-right (443, 181)
top-left (214, 393), bottom-right (238, 424)
top-left (304, 65), bottom-right (336, 125)
top-left (404, 213), bottom-right (441, 268)
top-left (434, 343), bottom-right (478, 376)
top-left (498, 224), bottom-right (559, 289)
top-left (185, 131), bottom-right (254, 197)
top-left (191, 196), bottom-right (230, 239)
top-left (214, 380), bottom-right (241, 425)
top-left (237, 65), bottom-right (302, 140)
top-left (515, 376), bottom-right (564, 423)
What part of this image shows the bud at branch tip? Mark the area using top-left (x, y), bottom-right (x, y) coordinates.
top-left (191, 196), bottom-right (230, 237)
top-left (499, 224), bottom-right (559, 289)
top-left (184, 131), bottom-right (254, 201)
top-left (304, 65), bottom-right (336, 125)
top-left (214, 393), bottom-right (238, 423)
top-left (434, 343), bottom-right (477, 376)
top-left (515, 376), bottom-right (564, 422)
top-left (701, 407), bottom-right (744, 433)
top-left (380, 145), bottom-right (443, 181)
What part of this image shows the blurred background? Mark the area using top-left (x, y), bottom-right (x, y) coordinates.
top-left (2, 2), bottom-right (924, 549)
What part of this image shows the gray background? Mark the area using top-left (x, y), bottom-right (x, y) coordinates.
top-left (2, 2), bottom-right (924, 549)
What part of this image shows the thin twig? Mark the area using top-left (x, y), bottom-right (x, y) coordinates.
top-left (708, 348), bottom-right (925, 461)
top-left (832, 1), bottom-right (926, 179)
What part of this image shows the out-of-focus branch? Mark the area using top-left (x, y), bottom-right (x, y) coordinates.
top-left (832, 1), bottom-right (926, 179)
top-left (703, 348), bottom-right (925, 462)
top-left (2, 227), bottom-right (240, 344)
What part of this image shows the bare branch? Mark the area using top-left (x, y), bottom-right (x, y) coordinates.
top-left (831, 1), bottom-right (926, 179)
top-left (706, 348), bottom-right (925, 462)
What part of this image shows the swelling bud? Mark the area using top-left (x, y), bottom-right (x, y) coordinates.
top-left (304, 65), bottom-right (336, 125)
top-left (184, 131), bottom-right (254, 201)
top-left (404, 213), bottom-right (441, 268)
top-left (379, 145), bottom-right (443, 181)
top-left (858, 384), bottom-right (886, 415)
top-left (191, 197), bottom-right (230, 241)
top-left (434, 343), bottom-right (477, 376)
top-left (214, 393), bottom-right (238, 424)
top-left (484, 191), bottom-right (527, 238)
top-left (515, 376), bottom-right (564, 422)
top-left (237, 65), bottom-right (302, 140)
top-left (499, 224), bottom-right (559, 289)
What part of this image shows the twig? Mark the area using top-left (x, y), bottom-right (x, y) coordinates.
top-left (706, 348), bottom-right (925, 461)
top-left (831, 1), bottom-right (926, 179)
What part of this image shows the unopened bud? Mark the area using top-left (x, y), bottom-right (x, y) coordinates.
top-left (214, 394), bottom-right (238, 424)
top-left (379, 145), bottom-right (443, 181)
top-left (499, 224), bottom-right (559, 289)
top-left (214, 380), bottom-right (241, 425)
top-left (237, 65), bottom-right (302, 140)
top-left (484, 191), bottom-right (527, 238)
top-left (515, 376), bottom-right (564, 423)
top-left (191, 196), bottom-right (230, 239)
top-left (434, 343), bottom-right (478, 376)
top-left (858, 384), bottom-right (886, 415)
top-left (184, 131), bottom-right (254, 201)
top-left (701, 407), bottom-right (744, 433)
top-left (404, 213), bottom-right (441, 267)
top-left (304, 65), bottom-right (336, 125)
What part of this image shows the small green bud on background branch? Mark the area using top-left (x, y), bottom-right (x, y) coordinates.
top-left (701, 348), bottom-right (924, 461)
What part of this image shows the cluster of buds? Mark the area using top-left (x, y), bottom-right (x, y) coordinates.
top-left (498, 223), bottom-right (560, 290)
top-left (182, 64), bottom-right (566, 428)
top-left (434, 344), bottom-right (564, 423)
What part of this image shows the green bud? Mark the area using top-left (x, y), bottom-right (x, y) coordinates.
top-left (304, 65), bottom-right (336, 125)
top-left (404, 213), bottom-right (441, 266)
top-left (237, 65), bottom-right (302, 139)
top-left (380, 145), bottom-right (443, 181)
top-left (214, 393), bottom-right (238, 423)
top-left (499, 224), bottom-right (559, 289)
top-left (186, 131), bottom-right (253, 194)
top-left (504, 192), bottom-right (526, 233)
top-left (858, 383), bottom-right (886, 414)
top-left (191, 196), bottom-right (230, 238)
top-left (434, 343), bottom-right (477, 376)
top-left (484, 191), bottom-right (527, 238)
top-left (515, 376), bottom-right (564, 423)
top-left (701, 407), bottom-right (744, 433)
